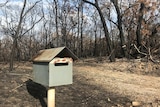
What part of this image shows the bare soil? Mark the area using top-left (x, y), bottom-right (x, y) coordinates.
top-left (0, 59), bottom-right (160, 107)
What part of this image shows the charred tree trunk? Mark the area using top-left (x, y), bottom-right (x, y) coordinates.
top-left (136, 2), bottom-right (145, 48)
top-left (53, 0), bottom-right (59, 47)
top-left (111, 0), bottom-right (127, 58)
top-left (94, 20), bottom-right (97, 56)
top-left (10, 38), bottom-right (16, 71)
top-left (83, 0), bottom-right (115, 62)
top-left (77, 1), bottom-right (80, 57)
top-left (80, 2), bottom-right (84, 57)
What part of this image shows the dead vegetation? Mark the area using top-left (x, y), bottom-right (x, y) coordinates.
top-left (0, 59), bottom-right (160, 107)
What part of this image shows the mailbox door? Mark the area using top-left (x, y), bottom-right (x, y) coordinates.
top-left (49, 59), bottom-right (73, 87)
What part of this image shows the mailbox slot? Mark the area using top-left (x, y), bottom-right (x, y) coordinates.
top-left (55, 63), bottom-right (68, 66)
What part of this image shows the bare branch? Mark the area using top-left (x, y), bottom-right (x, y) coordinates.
top-left (22, 17), bottom-right (44, 37)
top-left (148, 47), bottom-right (160, 63)
top-left (133, 44), bottom-right (159, 63)
top-left (133, 44), bottom-right (147, 56)
top-left (0, 0), bottom-right (8, 7)
top-left (22, 0), bottom-right (42, 18)
top-left (82, 0), bottom-right (95, 6)
top-left (122, 3), bottom-right (138, 17)
top-left (14, 0), bottom-right (27, 38)
top-left (108, 18), bottom-right (118, 26)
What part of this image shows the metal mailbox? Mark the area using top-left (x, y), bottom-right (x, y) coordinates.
top-left (32, 47), bottom-right (78, 87)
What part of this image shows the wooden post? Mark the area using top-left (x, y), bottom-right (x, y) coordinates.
top-left (48, 88), bottom-right (55, 107)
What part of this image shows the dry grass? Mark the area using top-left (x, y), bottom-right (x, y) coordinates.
top-left (0, 59), bottom-right (160, 107)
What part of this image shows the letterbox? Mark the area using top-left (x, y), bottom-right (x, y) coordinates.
top-left (32, 47), bottom-right (78, 87)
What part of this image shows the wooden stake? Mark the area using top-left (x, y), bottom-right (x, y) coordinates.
top-left (48, 88), bottom-right (55, 107)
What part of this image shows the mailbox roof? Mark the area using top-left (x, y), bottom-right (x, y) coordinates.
top-left (32, 47), bottom-right (78, 62)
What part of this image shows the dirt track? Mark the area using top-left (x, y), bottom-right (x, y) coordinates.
top-left (74, 61), bottom-right (160, 106)
top-left (0, 60), bottom-right (160, 107)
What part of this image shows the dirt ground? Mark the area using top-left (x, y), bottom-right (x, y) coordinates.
top-left (0, 58), bottom-right (160, 107)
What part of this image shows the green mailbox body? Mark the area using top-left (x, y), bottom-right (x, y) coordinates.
top-left (32, 47), bottom-right (78, 87)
